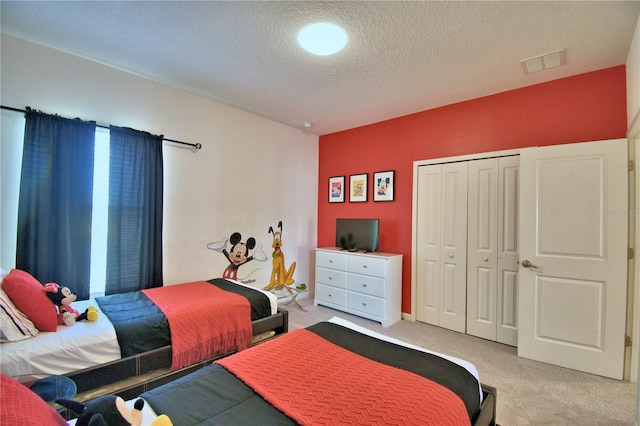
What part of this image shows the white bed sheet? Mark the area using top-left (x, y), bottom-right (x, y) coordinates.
top-left (227, 279), bottom-right (278, 315)
top-left (0, 299), bottom-right (120, 378)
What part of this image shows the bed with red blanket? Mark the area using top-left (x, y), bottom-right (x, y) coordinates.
top-left (139, 317), bottom-right (497, 426)
top-left (97, 279), bottom-right (263, 371)
top-left (62, 278), bottom-right (288, 401)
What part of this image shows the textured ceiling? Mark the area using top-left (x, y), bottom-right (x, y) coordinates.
top-left (1, 1), bottom-right (639, 135)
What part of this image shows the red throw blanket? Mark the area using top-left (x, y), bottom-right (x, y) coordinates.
top-left (216, 329), bottom-right (471, 426)
top-left (143, 281), bottom-right (252, 370)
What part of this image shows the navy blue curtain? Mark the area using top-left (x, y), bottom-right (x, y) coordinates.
top-left (16, 111), bottom-right (96, 299)
top-left (105, 126), bottom-right (163, 294)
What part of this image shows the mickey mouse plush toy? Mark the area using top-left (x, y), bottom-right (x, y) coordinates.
top-left (44, 283), bottom-right (98, 326)
top-left (56, 395), bottom-right (172, 426)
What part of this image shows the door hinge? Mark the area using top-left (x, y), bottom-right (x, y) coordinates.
top-left (630, 160), bottom-right (635, 172)
top-left (626, 336), bottom-right (632, 347)
top-left (629, 248), bottom-right (634, 260)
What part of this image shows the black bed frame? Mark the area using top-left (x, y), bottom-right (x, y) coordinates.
top-left (476, 384), bottom-right (497, 426)
top-left (64, 309), bottom-right (288, 404)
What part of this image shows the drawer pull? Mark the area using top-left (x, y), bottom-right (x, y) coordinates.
top-left (362, 284), bottom-right (367, 287)
top-left (329, 260), bottom-right (333, 263)
top-left (363, 265), bottom-right (368, 268)
top-left (362, 302), bottom-right (367, 306)
top-left (328, 294), bottom-right (332, 297)
top-left (329, 276), bottom-right (333, 280)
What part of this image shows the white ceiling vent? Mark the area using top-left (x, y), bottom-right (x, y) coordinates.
top-left (521, 49), bottom-right (566, 74)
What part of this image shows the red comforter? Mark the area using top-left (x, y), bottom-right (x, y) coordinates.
top-left (216, 329), bottom-right (471, 425)
top-left (143, 281), bottom-right (252, 370)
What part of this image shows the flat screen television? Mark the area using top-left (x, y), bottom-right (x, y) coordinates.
top-left (336, 218), bottom-right (380, 252)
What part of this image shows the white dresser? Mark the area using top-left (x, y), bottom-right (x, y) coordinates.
top-left (314, 247), bottom-right (403, 327)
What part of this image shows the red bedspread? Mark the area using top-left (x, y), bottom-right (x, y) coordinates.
top-left (143, 281), bottom-right (252, 370)
top-left (216, 329), bottom-right (471, 426)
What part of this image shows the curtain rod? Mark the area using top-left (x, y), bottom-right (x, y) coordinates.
top-left (1, 105), bottom-right (202, 150)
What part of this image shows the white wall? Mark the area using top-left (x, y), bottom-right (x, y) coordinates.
top-left (628, 11), bottom-right (640, 132)
top-left (0, 35), bottom-right (319, 290)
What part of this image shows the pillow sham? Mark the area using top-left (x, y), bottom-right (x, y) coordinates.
top-left (0, 289), bottom-right (38, 342)
top-left (0, 373), bottom-right (67, 425)
top-left (2, 269), bottom-right (57, 332)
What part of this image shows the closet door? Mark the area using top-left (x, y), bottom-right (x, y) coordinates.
top-left (416, 165), bottom-right (442, 325)
top-left (497, 156), bottom-right (519, 346)
top-left (439, 162), bottom-right (468, 333)
top-left (467, 158), bottom-right (499, 340)
top-left (466, 156), bottom-right (520, 344)
top-left (416, 163), bottom-right (468, 332)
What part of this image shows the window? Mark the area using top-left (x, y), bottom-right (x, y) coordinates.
top-left (0, 113), bottom-right (109, 297)
top-left (89, 128), bottom-right (109, 297)
top-left (0, 111), bottom-right (25, 272)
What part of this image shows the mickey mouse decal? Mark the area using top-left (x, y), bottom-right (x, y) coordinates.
top-left (207, 232), bottom-right (267, 282)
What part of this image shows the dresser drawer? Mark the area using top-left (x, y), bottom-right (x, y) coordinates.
top-left (348, 256), bottom-right (386, 277)
top-left (316, 283), bottom-right (347, 307)
top-left (347, 273), bottom-right (385, 298)
top-left (316, 250), bottom-right (348, 270)
top-left (316, 267), bottom-right (347, 289)
top-left (347, 292), bottom-right (384, 317)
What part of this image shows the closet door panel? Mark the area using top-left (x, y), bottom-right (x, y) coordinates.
top-left (467, 158), bottom-right (498, 340)
top-left (497, 156), bottom-right (520, 346)
top-left (438, 162), bottom-right (468, 333)
top-left (416, 165), bottom-right (442, 325)
top-left (499, 270), bottom-right (519, 342)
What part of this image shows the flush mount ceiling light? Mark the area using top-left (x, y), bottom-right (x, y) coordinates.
top-left (297, 22), bottom-right (348, 56)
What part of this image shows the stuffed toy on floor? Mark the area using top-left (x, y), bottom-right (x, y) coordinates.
top-left (56, 394), bottom-right (172, 426)
top-left (44, 283), bottom-right (98, 326)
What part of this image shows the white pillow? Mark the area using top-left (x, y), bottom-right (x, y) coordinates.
top-left (0, 289), bottom-right (38, 342)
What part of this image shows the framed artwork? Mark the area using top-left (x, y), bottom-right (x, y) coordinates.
top-left (329, 176), bottom-right (345, 203)
top-left (374, 170), bottom-right (395, 202)
top-left (349, 173), bottom-right (368, 202)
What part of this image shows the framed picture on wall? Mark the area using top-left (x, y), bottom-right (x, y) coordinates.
top-left (349, 173), bottom-right (368, 202)
top-left (329, 176), bottom-right (345, 203)
top-left (374, 170), bottom-right (395, 202)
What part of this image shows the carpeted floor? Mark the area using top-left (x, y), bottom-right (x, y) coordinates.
top-left (283, 297), bottom-right (637, 425)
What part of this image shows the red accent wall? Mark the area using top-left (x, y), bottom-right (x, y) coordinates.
top-left (318, 66), bottom-right (628, 315)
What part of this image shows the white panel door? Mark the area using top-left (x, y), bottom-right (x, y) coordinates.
top-left (497, 156), bottom-right (520, 346)
top-left (518, 139), bottom-right (628, 379)
top-left (439, 162), bottom-right (468, 332)
top-left (467, 158), bottom-right (499, 340)
top-left (416, 162), bottom-right (468, 332)
top-left (416, 165), bottom-right (442, 324)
